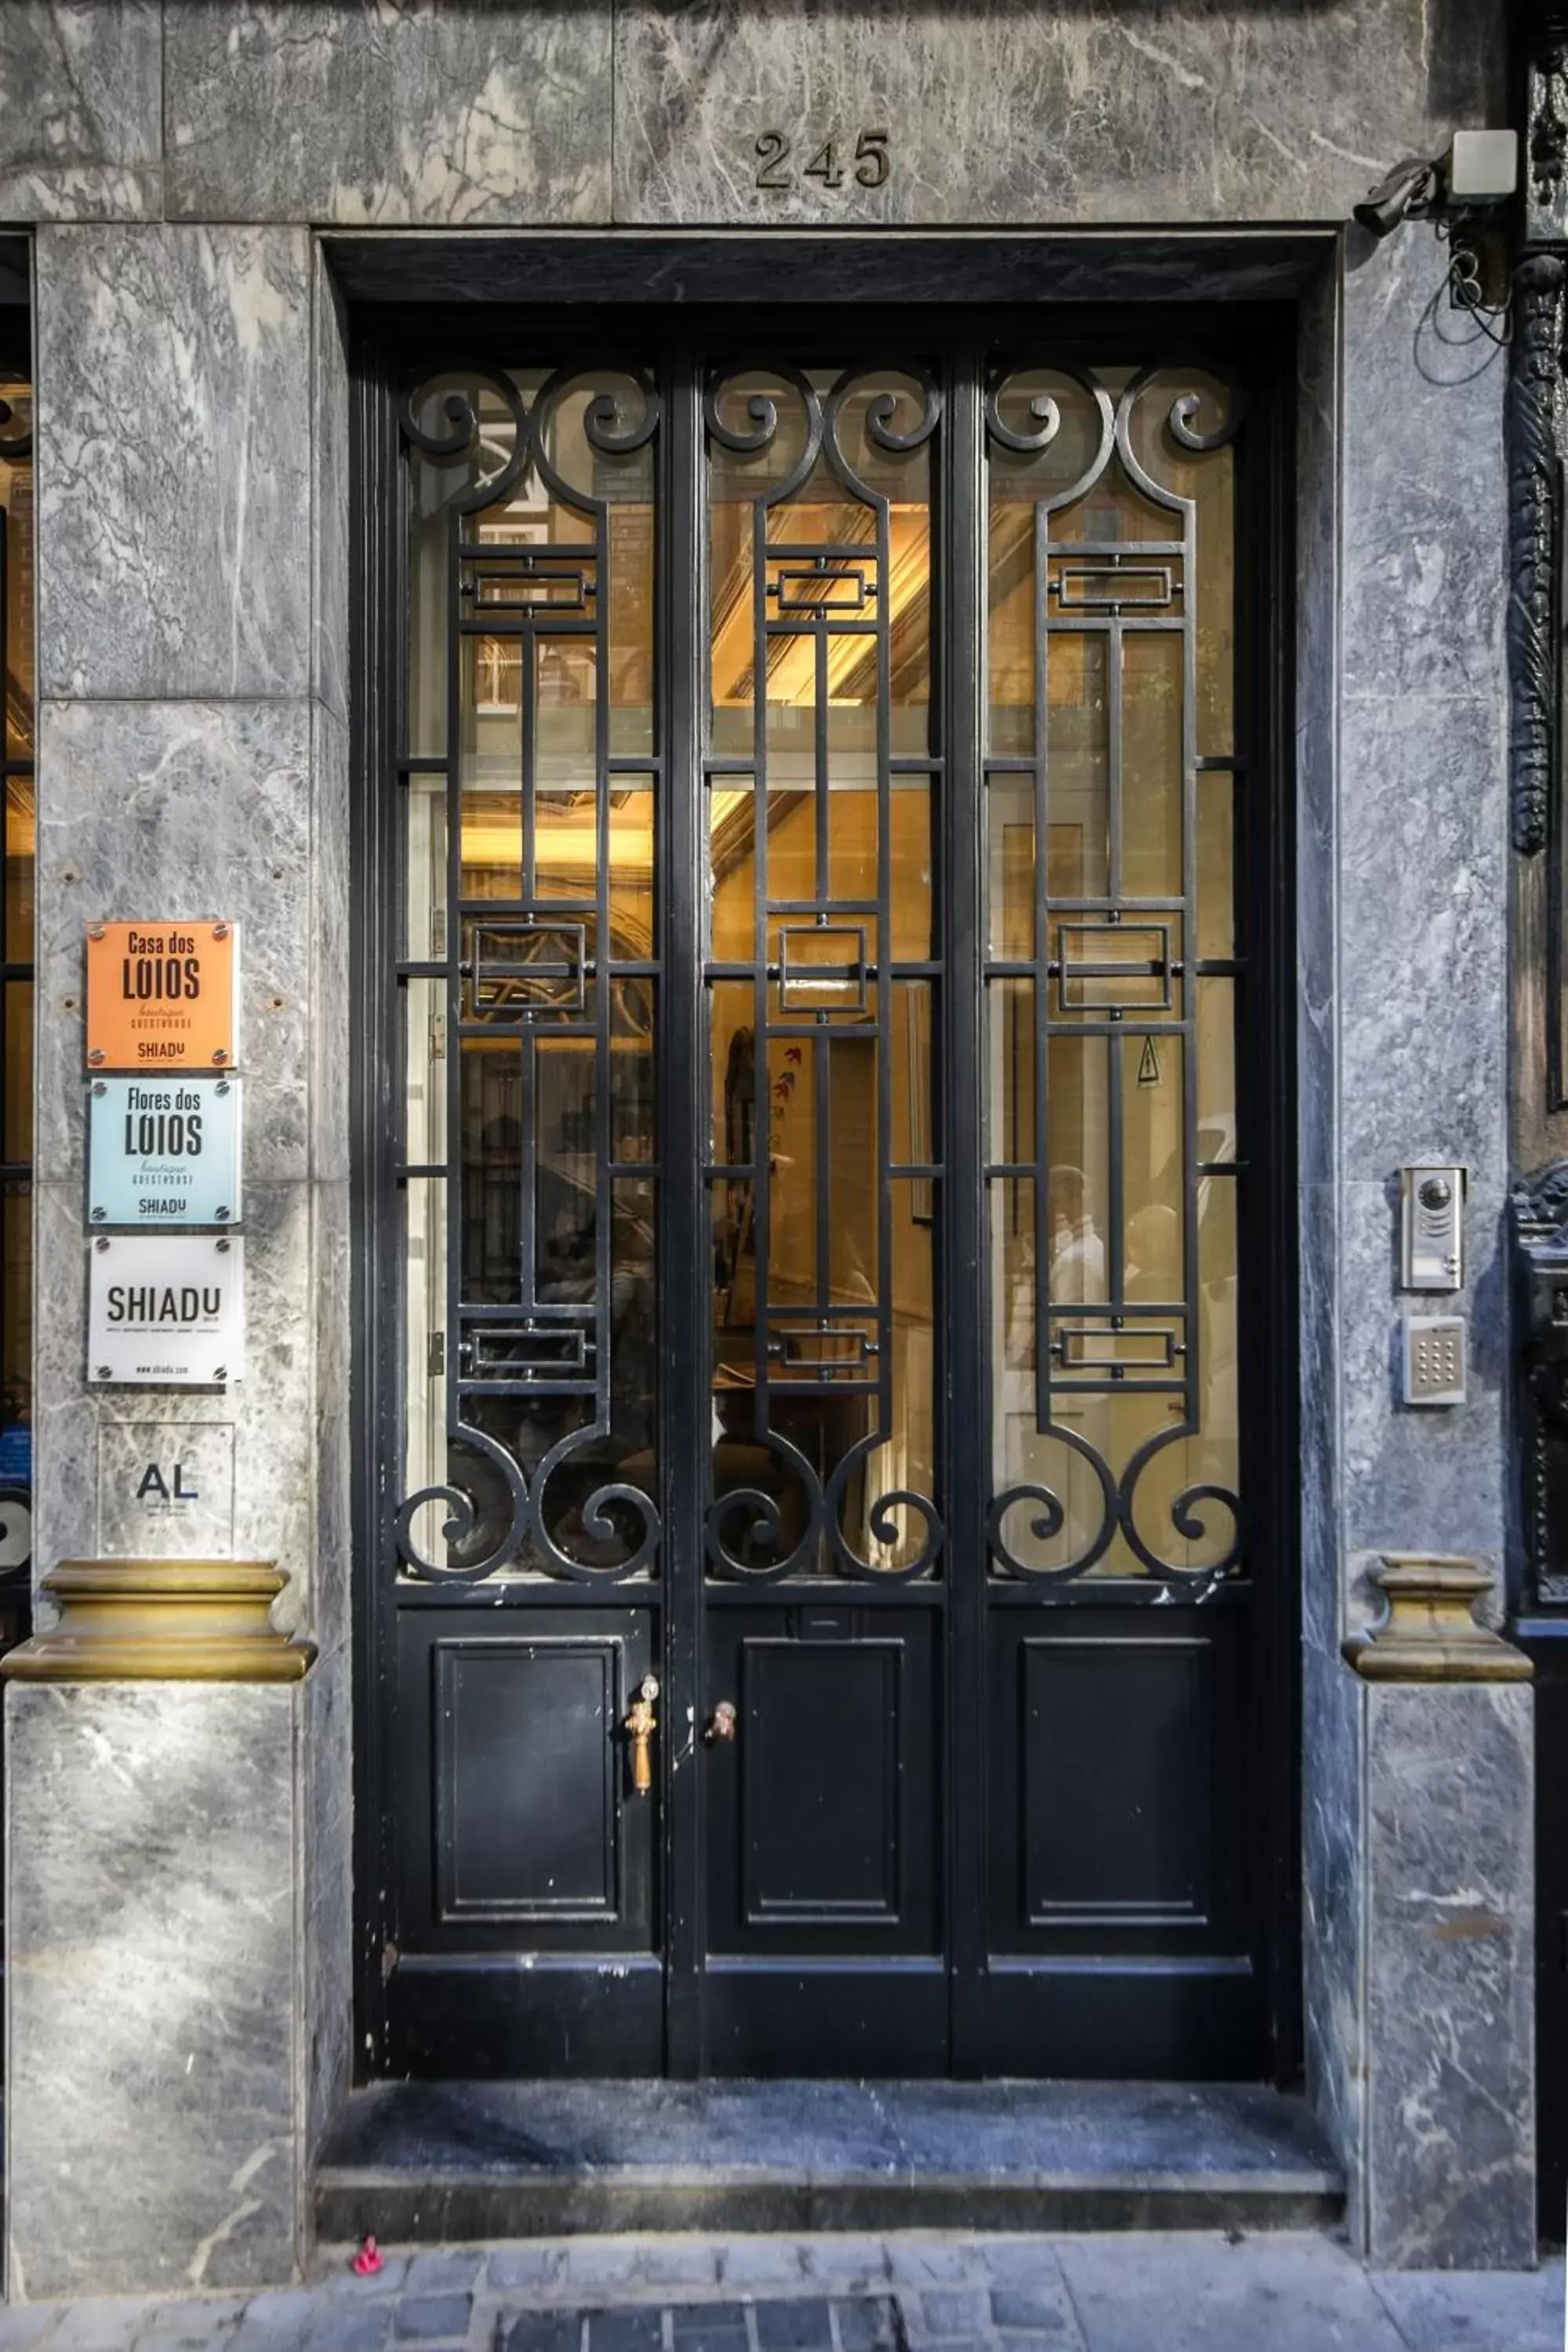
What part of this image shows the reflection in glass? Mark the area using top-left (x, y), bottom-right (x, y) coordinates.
top-left (399, 365), bottom-right (660, 1580)
top-left (705, 365), bottom-right (941, 1577)
top-left (984, 361), bottom-right (1243, 1582)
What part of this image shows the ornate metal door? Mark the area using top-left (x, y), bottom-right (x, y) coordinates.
top-left (358, 326), bottom-right (1288, 2079)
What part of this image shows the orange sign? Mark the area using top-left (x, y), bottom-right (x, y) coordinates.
top-left (85, 922), bottom-right (238, 1072)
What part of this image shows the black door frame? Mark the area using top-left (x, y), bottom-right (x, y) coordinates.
top-left (347, 266), bottom-right (1302, 2085)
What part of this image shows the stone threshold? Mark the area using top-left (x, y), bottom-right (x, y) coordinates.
top-left (315, 2081), bottom-right (1345, 2244)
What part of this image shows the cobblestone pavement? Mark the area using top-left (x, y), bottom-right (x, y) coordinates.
top-left (0, 2235), bottom-right (1559, 2352)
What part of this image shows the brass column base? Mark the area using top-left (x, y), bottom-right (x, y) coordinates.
top-left (1, 1560), bottom-right (316, 1682)
top-left (1342, 1555), bottom-right (1533, 1683)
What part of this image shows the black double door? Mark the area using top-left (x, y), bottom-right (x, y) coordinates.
top-left (358, 316), bottom-right (1295, 2081)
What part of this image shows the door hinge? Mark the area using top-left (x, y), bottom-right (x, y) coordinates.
top-left (427, 1330), bottom-right (445, 1378)
top-left (430, 1012), bottom-right (446, 1061)
top-left (431, 909), bottom-right (447, 958)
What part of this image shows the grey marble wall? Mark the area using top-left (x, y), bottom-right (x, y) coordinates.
top-left (1364, 1686), bottom-right (1536, 2270)
top-left (0, 0), bottom-right (1531, 2293)
top-left (0, 2), bottom-right (1505, 230)
top-left (9, 216), bottom-right (353, 2292)
top-left (6, 1684), bottom-right (301, 2298)
top-left (1294, 221), bottom-right (1532, 2267)
top-left (1336, 228), bottom-right (1510, 1620)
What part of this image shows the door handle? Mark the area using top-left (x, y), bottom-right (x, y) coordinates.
top-left (625, 1675), bottom-right (659, 1795)
top-left (706, 1700), bottom-right (738, 1744)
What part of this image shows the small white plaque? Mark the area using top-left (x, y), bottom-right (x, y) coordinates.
top-left (87, 1234), bottom-right (244, 1387)
top-left (96, 1421), bottom-right (236, 1557)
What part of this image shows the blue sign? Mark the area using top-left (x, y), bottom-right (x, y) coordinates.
top-left (88, 1076), bottom-right (242, 1229)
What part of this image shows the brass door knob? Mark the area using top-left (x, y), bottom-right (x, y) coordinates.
top-left (625, 1675), bottom-right (659, 1795)
top-left (706, 1700), bottom-right (738, 1743)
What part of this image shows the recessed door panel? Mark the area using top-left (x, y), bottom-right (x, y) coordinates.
top-left (435, 1636), bottom-right (626, 1922)
top-left (705, 1609), bottom-right (939, 1960)
top-left (1018, 1632), bottom-right (1212, 1928)
top-left (742, 1640), bottom-right (902, 1924)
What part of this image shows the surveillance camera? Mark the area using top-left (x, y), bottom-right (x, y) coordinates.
top-left (1353, 155), bottom-right (1440, 240)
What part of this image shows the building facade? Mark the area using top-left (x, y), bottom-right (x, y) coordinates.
top-left (0, 0), bottom-right (1554, 2300)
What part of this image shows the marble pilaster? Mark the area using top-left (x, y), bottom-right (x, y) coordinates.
top-left (1296, 219), bottom-right (1533, 2267)
top-left (9, 216), bottom-right (354, 2295)
top-left (35, 223), bottom-right (311, 701)
top-left (1364, 1685), bottom-right (1536, 2269)
top-left (5, 1683), bottom-right (301, 2298)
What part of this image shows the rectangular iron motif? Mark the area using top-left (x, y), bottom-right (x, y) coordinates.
top-left (770, 559), bottom-right (875, 613)
top-left (460, 1319), bottom-right (595, 1386)
top-left (1053, 565), bottom-right (1176, 610)
top-left (1051, 1315), bottom-right (1184, 1386)
top-left (1055, 921), bottom-right (1172, 1014)
top-left (472, 919), bottom-right (587, 1018)
top-left (765, 1313), bottom-right (880, 1384)
top-left (777, 923), bottom-right (868, 1015)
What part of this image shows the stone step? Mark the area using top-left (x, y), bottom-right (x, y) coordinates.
top-left (314, 2081), bottom-right (1345, 2244)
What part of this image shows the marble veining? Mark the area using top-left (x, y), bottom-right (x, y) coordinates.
top-left (613, 0), bottom-right (1501, 229)
top-left (301, 1638), bottom-right (353, 2172)
top-left (6, 1682), bottom-right (303, 2297)
top-left (312, 251), bottom-right (350, 727)
top-left (35, 224), bottom-right (311, 699)
top-left (164, 1), bottom-right (612, 226)
top-left (1338, 695), bottom-right (1507, 1181)
top-left (0, 3), bottom-right (162, 221)
top-left (1364, 1684), bottom-right (1535, 2269)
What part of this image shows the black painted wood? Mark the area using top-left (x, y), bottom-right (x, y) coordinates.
top-left (351, 305), bottom-right (1298, 2086)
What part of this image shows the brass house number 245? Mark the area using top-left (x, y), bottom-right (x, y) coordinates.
top-left (754, 129), bottom-right (891, 190)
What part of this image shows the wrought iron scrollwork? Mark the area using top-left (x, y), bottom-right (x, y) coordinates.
top-left (395, 367), bottom-right (663, 1584)
top-left (703, 360), bottom-right (946, 1584)
top-left (982, 360), bottom-right (1243, 1592)
top-left (1508, 256), bottom-right (1563, 858)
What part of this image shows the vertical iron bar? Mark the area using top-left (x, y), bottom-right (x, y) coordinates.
top-left (874, 424), bottom-right (894, 1462)
top-left (1107, 1027), bottom-right (1124, 1305)
top-left (1108, 615), bottom-right (1124, 901)
top-left (815, 1015), bottom-right (830, 1310)
top-left (1181, 499), bottom-right (1200, 1439)
top-left (1032, 489), bottom-right (1052, 1436)
top-left (947, 352), bottom-right (986, 2074)
top-left (815, 623), bottom-right (830, 902)
top-left (753, 471), bottom-right (773, 1443)
top-left (444, 404), bottom-right (467, 1503)
top-left (593, 481), bottom-right (613, 1433)
top-left (662, 353), bottom-right (706, 2075)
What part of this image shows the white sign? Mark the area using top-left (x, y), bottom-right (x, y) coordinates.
top-left (88, 1076), bottom-right (242, 1228)
top-left (87, 1235), bottom-right (245, 1387)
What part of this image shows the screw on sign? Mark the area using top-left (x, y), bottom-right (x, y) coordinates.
top-left (83, 922), bottom-right (239, 1073)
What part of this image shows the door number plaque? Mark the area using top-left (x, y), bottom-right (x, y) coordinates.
top-left (89, 1076), bottom-right (242, 1228)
